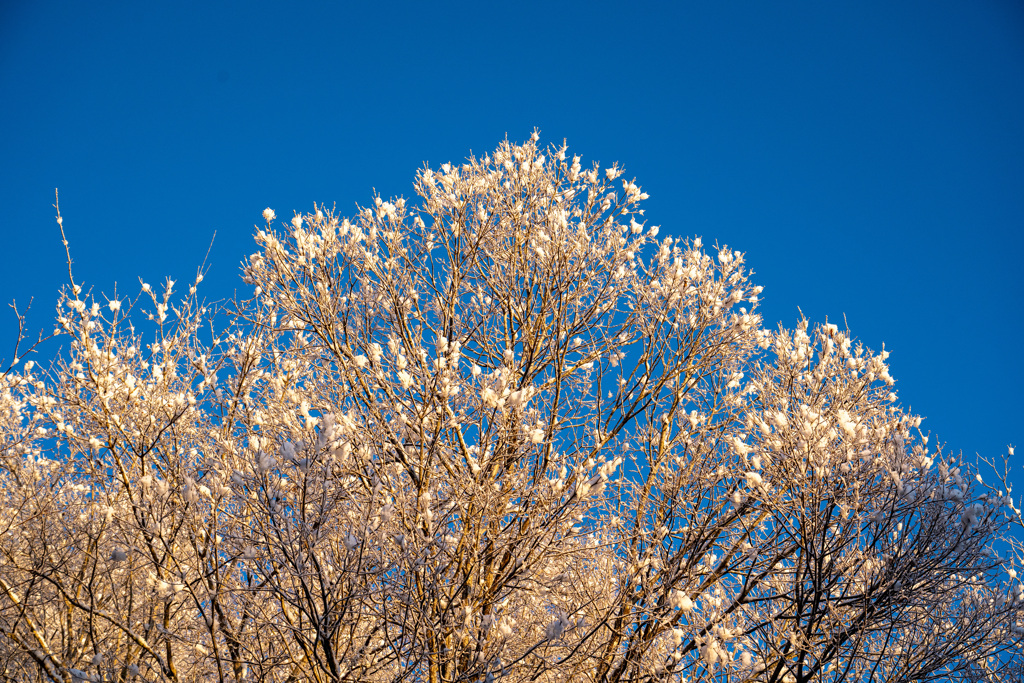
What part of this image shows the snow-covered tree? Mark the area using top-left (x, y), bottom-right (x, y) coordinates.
top-left (0, 133), bottom-right (1021, 682)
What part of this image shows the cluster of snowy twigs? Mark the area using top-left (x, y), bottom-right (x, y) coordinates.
top-left (0, 134), bottom-right (1021, 682)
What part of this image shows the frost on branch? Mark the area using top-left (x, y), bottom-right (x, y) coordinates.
top-left (0, 134), bottom-right (1021, 682)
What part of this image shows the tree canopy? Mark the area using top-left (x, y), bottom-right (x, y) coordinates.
top-left (0, 134), bottom-right (1021, 683)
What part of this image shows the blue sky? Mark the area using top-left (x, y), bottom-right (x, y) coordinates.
top-left (1, 1), bottom-right (1021, 468)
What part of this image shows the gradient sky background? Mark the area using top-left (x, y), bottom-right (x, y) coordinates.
top-left (1, 1), bottom-right (1021, 474)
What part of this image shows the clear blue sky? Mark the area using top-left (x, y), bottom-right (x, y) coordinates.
top-left (1, 1), bottom-right (1021, 469)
